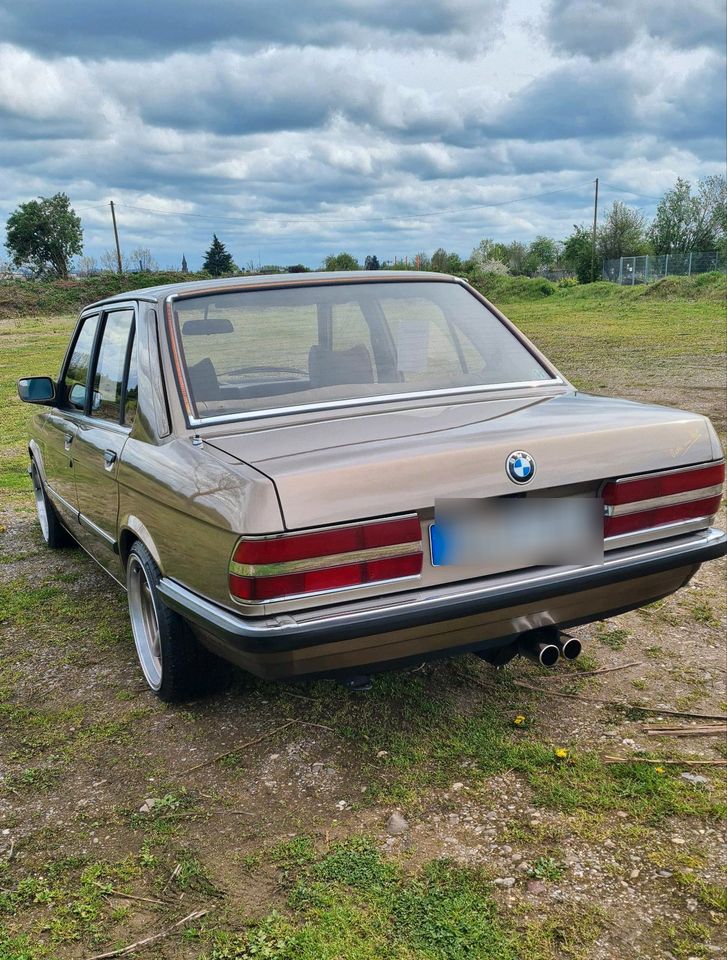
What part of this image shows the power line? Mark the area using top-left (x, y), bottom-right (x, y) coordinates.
top-left (599, 182), bottom-right (662, 201)
top-left (111, 180), bottom-right (596, 226)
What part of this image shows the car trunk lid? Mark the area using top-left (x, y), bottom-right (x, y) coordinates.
top-left (205, 392), bottom-right (715, 529)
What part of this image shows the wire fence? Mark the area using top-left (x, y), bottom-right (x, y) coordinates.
top-left (602, 251), bottom-right (723, 284)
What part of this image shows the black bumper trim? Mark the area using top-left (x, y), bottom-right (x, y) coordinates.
top-left (158, 529), bottom-right (726, 654)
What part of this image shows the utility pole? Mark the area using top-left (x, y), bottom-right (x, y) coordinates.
top-left (109, 200), bottom-right (123, 274)
top-left (590, 177), bottom-right (599, 283)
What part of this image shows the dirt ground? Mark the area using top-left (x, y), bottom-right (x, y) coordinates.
top-left (1, 307), bottom-right (725, 959)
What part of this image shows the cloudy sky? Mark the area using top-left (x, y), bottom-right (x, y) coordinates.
top-left (0, 0), bottom-right (724, 270)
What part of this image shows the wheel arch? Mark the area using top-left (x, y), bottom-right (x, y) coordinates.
top-left (118, 517), bottom-right (163, 573)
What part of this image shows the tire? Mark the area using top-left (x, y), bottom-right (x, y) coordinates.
top-left (126, 540), bottom-right (226, 702)
top-left (30, 460), bottom-right (75, 549)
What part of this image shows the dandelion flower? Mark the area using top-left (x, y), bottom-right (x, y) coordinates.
top-left (513, 715), bottom-right (526, 726)
top-left (654, 766), bottom-right (665, 774)
top-left (554, 747), bottom-right (569, 759)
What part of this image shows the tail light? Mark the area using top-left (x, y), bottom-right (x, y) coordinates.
top-left (229, 515), bottom-right (423, 603)
top-left (603, 462), bottom-right (724, 538)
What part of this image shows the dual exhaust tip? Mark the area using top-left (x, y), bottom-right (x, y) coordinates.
top-left (518, 629), bottom-right (582, 668)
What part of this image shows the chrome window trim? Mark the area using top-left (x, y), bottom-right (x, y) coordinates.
top-left (606, 484), bottom-right (724, 516)
top-left (184, 380), bottom-right (564, 428)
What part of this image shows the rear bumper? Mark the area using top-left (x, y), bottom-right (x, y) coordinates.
top-left (158, 528), bottom-right (726, 678)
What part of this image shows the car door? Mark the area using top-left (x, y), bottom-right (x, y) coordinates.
top-left (41, 311), bottom-right (101, 523)
top-left (73, 306), bottom-right (138, 578)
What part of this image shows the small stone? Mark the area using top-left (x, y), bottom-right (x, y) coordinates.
top-left (139, 798), bottom-right (158, 814)
top-left (622, 738), bottom-right (636, 747)
top-left (527, 879), bottom-right (546, 895)
top-left (335, 800), bottom-right (349, 811)
top-left (630, 869), bottom-right (640, 879)
top-left (376, 750), bottom-right (389, 758)
top-left (518, 861), bottom-right (530, 872)
top-left (604, 839), bottom-right (616, 849)
top-left (494, 877), bottom-right (516, 888)
top-left (311, 762), bottom-right (325, 774)
top-left (511, 852), bottom-right (523, 862)
top-left (657, 870), bottom-right (673, 878)
top-left (680, 773), bottom-right (709, 786)
top-left (616, 811), bottom-right (628, 819)
top-left (387, 812), bottom-right (409, 836)
top-left (451, 782), bottom-right (464, 792)
top-left (447, 814), bottom-right (460, 826)
top-left (670, 837), bottom-right (686, 845)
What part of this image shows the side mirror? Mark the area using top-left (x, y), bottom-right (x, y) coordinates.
top-left (69, 383), bottom-right (87, 410)
top-left (17, 376), bottom-right (55, 405)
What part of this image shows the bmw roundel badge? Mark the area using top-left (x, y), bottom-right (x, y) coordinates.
top-left (506, 450), bottom-right (536, 484)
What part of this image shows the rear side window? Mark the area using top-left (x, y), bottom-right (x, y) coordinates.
top-left (91, 309), bottom-right (135, 422)
top-left (63, 314), bottom-right (99, 409)
top-left (123, 335), bottom-right (139, 427)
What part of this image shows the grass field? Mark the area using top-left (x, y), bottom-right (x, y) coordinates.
top-left (0, 276), bottom-right (725, 959)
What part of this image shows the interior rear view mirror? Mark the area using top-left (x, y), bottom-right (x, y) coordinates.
top-left (182, 317), bottom-right (234, 335)
top-left (17, 376), bottom-right (55, 405)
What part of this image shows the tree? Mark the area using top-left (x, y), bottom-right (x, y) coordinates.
top-left (130, 247), bottom-right (158, 272)
top-left (649, 176), bottom-right (727, 253)
top-left (527, 236), bottom-right (560, 273)
top-left (76, 255), bottom-right (98, 276)
top-left (364, 254), bottom-right (380, 270)
top-left (597, 202), bottom-right (647, 260)
top-left (5, 193), bottom-right (82, 278)
top-left (286, 263), bottom-right (309, 273)
top-left (181, 254), bottom-right (188, 273)
top-left (100, 249), bottom-right (130, 272)
top-left (202, 234), bottom-right (235, 276)
top-left (323, 252), bottom-right (360, 270)
top-left (562, 225), bottom-right (594, 283)
top-left (469, 238), bottom-right (496, 266)
top-left (505, 241), bottom-right (529, 275)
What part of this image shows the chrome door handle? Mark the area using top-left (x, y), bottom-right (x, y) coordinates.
top-left (64, 433), bottom-right (74, 448)
top-left (103, 449), bottom-right (117, 466)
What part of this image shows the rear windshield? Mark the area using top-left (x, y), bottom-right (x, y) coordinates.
top-left (170, 280), bottom-right (553, 420)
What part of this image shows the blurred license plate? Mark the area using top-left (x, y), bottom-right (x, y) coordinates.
top-left (430, 498), bottom-right (603, 572)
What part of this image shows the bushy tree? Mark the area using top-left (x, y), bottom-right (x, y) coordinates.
top-left (5, 193), bottom-right (83, 278)
top-left (505, 241), bottom-right (529, 275)
top-left (203, 234), bottom-right (235, 276)
top-left (597, 202), bottom-right (647, 260)
top-left (364, 254), bottom-right (380, 270)
top-left (430, 248), bottom-right (463, 274)
top-left (649, 176), bottom-right (727, 253)
top-left (286, 263), bottom-right (309, 273)
top-left (563, 225), bottom-right (595, 283)
top-left (323, 252), bottom-right (360, 270)
top-left (527, 236), bottom-right (560, 273)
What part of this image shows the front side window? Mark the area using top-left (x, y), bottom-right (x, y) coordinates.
top-left (170, 281), bottom-right (554, 420)
top-left (63, 313), bottom-right (99, 409)
top-left (91, 310), bottom-right (135, 422)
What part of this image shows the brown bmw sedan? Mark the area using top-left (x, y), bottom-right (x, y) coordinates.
top-left (18, 272), bottom-right (726, 700)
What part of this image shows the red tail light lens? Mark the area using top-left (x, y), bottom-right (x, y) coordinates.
top-left (229, 516), bottom-right (423, 603)
top-left (603, 462), bottom-right (724, 538)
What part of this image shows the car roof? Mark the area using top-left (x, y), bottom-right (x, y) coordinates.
top-left (86, 270), bottom-right (459, 309)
